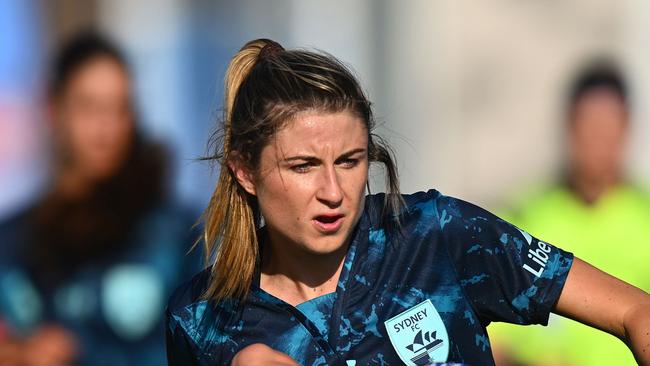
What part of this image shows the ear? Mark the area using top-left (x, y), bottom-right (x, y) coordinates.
top-left (228, 156), bottom-right (257, 196)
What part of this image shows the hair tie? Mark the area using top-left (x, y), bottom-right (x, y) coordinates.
top-left (259, 40), bottom-right (284, 59)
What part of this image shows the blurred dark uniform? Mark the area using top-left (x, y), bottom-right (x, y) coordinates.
top-left (0, 199), bottom-right (200, 366)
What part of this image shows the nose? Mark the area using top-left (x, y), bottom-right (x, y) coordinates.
top-left (316, 166), bottom-right (343, 208)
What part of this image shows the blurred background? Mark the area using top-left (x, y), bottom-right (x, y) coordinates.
top-left (5, 0), bottom-right (650, 215)
top-left (2, 0), bottom-right (650, 365)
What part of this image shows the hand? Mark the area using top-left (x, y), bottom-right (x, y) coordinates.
top-left (231, 343), bottom-right (299, 366)
top-left (0, 337), bottom-right (23, 366)
top-left (24, 325), bottom-right (78, 366)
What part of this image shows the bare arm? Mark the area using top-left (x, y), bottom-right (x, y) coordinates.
top-left (555, 257), bottom-right (650, 365)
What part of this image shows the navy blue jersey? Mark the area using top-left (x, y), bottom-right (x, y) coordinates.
top-left (166, 190), bottom-right (573, 365)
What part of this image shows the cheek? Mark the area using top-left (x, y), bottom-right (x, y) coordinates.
top-left (61, 115), bottom-right (94, 157)
top-left (347, 164), bottom-right (369, 194)
top-left (255, 173), bottom-right (306, 219)
top-left (107, 117), bottom-right (134, 150)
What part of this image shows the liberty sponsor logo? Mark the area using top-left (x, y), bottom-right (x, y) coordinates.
top-left (516, 228), bottom-right (551, 278)
top-left (385, 299), bottom-right (449, 365)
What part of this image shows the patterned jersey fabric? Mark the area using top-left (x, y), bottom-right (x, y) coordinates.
top-left (166, 190), bottom-right (573, 366)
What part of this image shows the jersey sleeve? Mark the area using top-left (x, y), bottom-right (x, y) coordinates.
top-left (436, 193), bottom-right (573, 326)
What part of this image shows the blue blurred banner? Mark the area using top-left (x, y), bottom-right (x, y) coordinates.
top-left (0, 0), bottom-right (46, 220)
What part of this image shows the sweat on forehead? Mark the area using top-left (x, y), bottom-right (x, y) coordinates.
top-left (266, 111), bottom-right (368, 160)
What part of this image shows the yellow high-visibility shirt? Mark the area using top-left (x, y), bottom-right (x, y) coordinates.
top-left (489, 184), bottom-right (650, 366)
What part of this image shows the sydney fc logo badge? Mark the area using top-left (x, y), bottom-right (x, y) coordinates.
top-left (384, 299), bottom-right (449, 365)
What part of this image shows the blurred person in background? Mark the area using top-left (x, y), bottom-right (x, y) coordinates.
top-left (0, 33), bottom-right (200, 366)
top-left (489, 64), bottom-right (650, 365)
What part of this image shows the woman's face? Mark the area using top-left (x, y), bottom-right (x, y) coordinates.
top-left (235, 110), bottom-right (369, 256)
top-left (569, 88), bottom-right (627, 182)
top-left (54, 56), bottom-right (134, 181)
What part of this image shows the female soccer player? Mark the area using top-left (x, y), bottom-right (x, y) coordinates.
top-left (165, 39), bottom-right (650, 366)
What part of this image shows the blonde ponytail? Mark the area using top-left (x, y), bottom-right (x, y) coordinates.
top-left (223, 39), bottom-right (270, 137)
top-left (202, 39), bottom-right (276, 302)
top-left (201, 38), bottom-right (402, 304)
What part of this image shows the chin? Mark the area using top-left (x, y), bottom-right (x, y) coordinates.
top-left (85, 159), bottom-right (125, 179)
top-left (303, 235), bottom-right (349, 256)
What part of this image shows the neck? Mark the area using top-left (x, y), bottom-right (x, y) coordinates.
top-left (569, 171), bottom-right (620, 205)
top-left (260, 233), bottom-right (348, 306)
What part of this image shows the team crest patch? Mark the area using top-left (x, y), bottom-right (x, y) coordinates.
top-left (384, 299), bottom-right (449, 365)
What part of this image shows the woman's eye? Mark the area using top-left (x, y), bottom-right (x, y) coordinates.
top-left (290, 163), bottom-right (311, 173)
top-left (340, 159), bottom-right (359, 168)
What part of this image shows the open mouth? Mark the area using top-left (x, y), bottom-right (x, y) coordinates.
top-left (313, 214), bottom-right (344, 232)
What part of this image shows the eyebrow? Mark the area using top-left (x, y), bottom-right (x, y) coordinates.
top-left (283, 148), bottom-right (367, 163)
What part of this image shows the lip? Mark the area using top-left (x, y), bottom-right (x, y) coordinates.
top-left (312, 214), bottom-right (345, 233)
